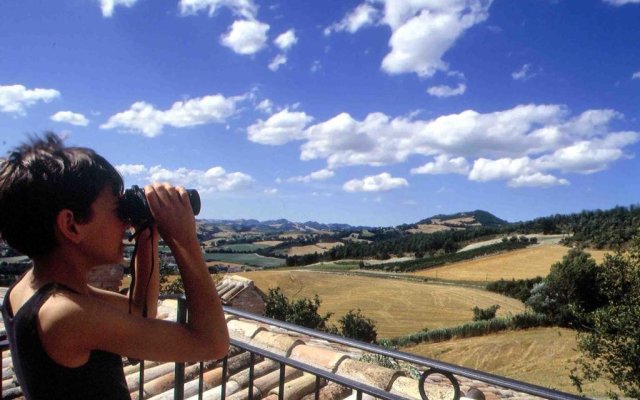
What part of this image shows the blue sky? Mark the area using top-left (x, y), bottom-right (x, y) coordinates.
top-left (1, 0), bottom-right (640, 226)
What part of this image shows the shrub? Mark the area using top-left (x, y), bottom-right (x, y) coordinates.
top-left (472, 304), bottom-right (500, 321)
top-left (486, 277), bottom-right (544, 302)
top-left (264, 287), bottom-right (333, 330)
top-left (339, 309), bottom-right (377, 343)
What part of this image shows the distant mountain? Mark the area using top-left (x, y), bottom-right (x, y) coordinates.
top-left (198, 218), bottom-right (371, 235)
top-left (198, 211), bottom-right (507, 237)
top-left (413, 210), bottom-right (509, 231)
top-left (418, 210), bottom-right (509, 226)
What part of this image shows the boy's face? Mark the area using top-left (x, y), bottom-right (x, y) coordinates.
top-left (78, 185), bottom-right (129, 267)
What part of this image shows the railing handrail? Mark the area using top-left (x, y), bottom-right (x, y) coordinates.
top-left (222, 305), bottom-right (585, 400)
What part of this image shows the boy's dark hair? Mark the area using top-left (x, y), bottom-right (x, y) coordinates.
top-left (0, 133), bottom-right (124, 257)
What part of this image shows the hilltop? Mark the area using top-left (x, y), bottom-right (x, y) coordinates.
top-left (405, 210), bottom-right (508, 234)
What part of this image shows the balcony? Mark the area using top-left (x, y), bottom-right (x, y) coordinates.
top-left (1, 294), bottom-right (584, 399)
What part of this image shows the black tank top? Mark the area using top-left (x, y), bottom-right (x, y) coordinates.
top-left (1, 282), bottom-right (131, 400)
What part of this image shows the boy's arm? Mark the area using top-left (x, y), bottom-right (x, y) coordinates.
top-left (88, 228), bottom-right (160, 318)
top-left (129, 227), bottom-right (160, 318)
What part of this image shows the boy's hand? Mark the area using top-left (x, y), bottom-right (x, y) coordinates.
top-left (144, 183), bottom-right (197, 248)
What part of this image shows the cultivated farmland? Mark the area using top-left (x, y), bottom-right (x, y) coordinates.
top-left (406, 327), bottom-right (617, 397)
top-left (411, 244), bottom-right (610, 282)
top-left (204, 253), bottom-right (285, 268)
top-left (286, 242), bottom-right (344, 256)
top-left (237, 270), bottom-right (524, 338)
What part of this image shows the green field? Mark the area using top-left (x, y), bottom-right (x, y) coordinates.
top-left (216, 243), bottom-right (274, 252)
top-left (204, 253), bottom-right (285, 268)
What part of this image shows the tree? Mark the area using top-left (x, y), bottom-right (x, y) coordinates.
top-left (264, 287), bottom-right (332, 331)
top-left (338, 309), bottom-right (377, 343)
top-left (526, 247), bottom-right (605, 328)
top-left (159, 259), bottom-right (184, 294)
top-left (264, 287), bottom-right (290, 321)
top-left (571, 237), bottom-right (640, 398)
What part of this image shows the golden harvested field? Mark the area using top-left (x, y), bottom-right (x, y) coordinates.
top-left (237, 271), bottom-right (524, 338)
top-left (287, 242), bottom-right (344, 256)
top-left (411, 244), bottom-right (610, 282)
top-left (405, 327), bottom-right (618, 398)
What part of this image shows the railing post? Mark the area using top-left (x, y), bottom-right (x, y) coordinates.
top-left (278, 363), bottom-right (285, 400)
top-left (174, 296), bottom-right (187, 400)
top-left (221, 356), bottom-right (228, 399)
top-left (198, 361), bottom-right (204, 400)
top-left (248, 352), bottom-right (255, 400)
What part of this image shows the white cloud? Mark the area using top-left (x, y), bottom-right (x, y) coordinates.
top-left (411, 155), bottom-right (469, 175)
top-left (249, 103), bottom-right (638, 188)
top-left (268, 54), bottom-right (287, 71)
top-left (535, 135), bottom-right (636, 174)
top-left (274, 29), bottom-right (298, 51)
top-left (247, 109), bottom-right (313, 145)
top-left (220, 19), bottom-right (269, 55)
top-left (512, 63), bottom-right (537, 81)
top-left (101, 93), bottom-right (244, 137)
top-left (50, 111), bottom-right (89, 126)
top-left (508, 173), bottom-right (569, 188)
top-left (324, 3), bottom-right (380, 35)
top-left (602, 0), bottom-right (640, 5)
top-left (115, 164), bottom-right (253, 192)
top-left (0, 84), bottom-right (60, 115)
top-left (178, 0), bottom-right (257, 19)
top-left (288, 169), bottom-right (334, 183)
top-left (469, 157), bottom-right (533, 182)
top-left (327, 1), bottom-right (491, 78)
top-left (427, 83), bottom-right (466, 97)
top-left (264, 188), bottom-right (278, 195)
top-left (115, 164), bottom-right (147, 176)
top-left (343, 172), bottom-right (408, 192)
top-left (381, 0), bottom-right (493, 77)
top-left (99, 0), bottom-right (139, 17)
top-left (632, 71), bottom-right (640, 79)
top-left (256, 99), bottom-right (274, 114)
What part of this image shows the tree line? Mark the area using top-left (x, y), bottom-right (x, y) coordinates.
top-left (512, 205), bottom-right (640, 249)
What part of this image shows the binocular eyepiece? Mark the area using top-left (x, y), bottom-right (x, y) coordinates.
top-left (118, 185), bottom-right (201, 227)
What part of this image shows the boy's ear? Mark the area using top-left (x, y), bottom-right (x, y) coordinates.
top-left (56, 209), bottom-right (83, 244)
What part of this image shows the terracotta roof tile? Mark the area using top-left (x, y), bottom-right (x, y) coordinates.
top-left (227, 319), bottom-right (266, 339)
top-left (271, 373), bottom-right (318, 400)
top-left (335, 358), bottom-right (403, 391)
top-left (249, 330), bottom-right (304, 357)
top-left (289, 344), bottom-right (349, 373)
top-left (252, 365), bottom-right (302, 397)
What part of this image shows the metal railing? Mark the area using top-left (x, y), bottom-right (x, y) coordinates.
top-left (156, 296), bottom-right (584, 400)
top-left (0, 295), bottom-right (586, 400)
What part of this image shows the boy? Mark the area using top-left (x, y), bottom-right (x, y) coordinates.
top-left (0, 133), bottom-right (229, 399)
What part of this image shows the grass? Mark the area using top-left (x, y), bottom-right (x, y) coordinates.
top-left (405, 327), bottom-right (619, 398)
top-left (216, 243), bottom-right (273, 252)
top-left (236, 270), bottom-right (524, 338)
top-left (297, 262), bottom-right (360, 272)
top-left (410, 244), bottom-right (610, 282)
top-left (204, 253), bottom-right (285, 268)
